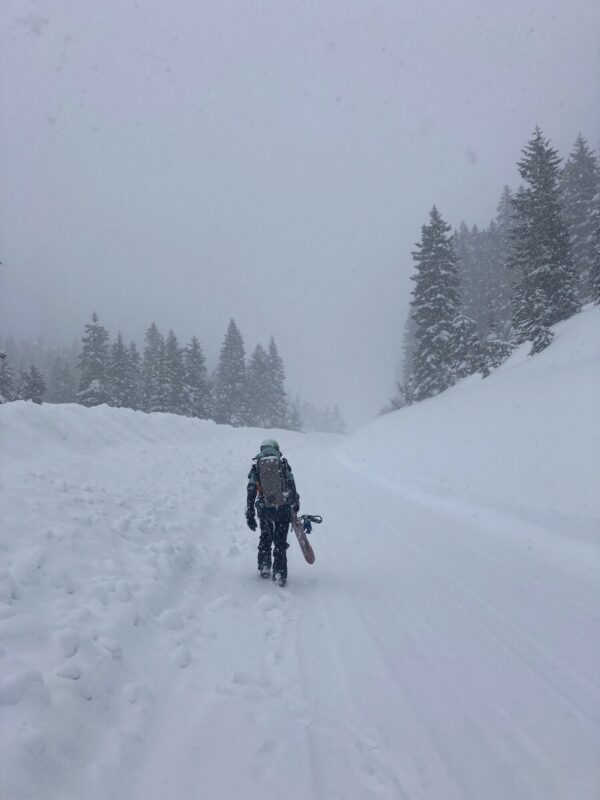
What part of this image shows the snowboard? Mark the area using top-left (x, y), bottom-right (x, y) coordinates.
top-left (290, 512), bottom-right (315, 564)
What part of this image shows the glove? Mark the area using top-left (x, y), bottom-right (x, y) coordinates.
top-left (246, 511), bottom-right (257, 531)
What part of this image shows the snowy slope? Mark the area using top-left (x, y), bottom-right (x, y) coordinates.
top-left (341, 304), bottom-right (600, 541)
top-left (1, 307), bottom-right (599, 800)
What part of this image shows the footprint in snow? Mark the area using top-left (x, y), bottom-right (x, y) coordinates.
top-left (172, 645), bottom-right (192, 668)
top-left (56, 662), bottom-right (81, 680)
top-left (55, 629), bottom-right (78, 658)
top-left (206, 594), bottom-right (239, 613)
top-left (157, 608), bottom-right (184, 630)
top-left (123, 683), bottom-right (153, 705)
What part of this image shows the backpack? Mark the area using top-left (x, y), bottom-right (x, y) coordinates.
top-left (257, 455), bottom-right (287, 508)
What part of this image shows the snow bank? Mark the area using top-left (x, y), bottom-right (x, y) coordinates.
top-left (0, 402), bottom-right (303, 800)
top-left (341, 305), bottom-right (600, 540)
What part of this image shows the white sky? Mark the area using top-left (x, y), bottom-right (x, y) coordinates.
top-left (1, 0), bottom-right (599, 425)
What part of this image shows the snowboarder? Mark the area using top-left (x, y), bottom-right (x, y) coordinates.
top-left (246, 439), bottom-right (300, 587)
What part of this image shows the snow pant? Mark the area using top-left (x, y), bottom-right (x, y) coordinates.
top-left (257, 505), bottom-right (291, 579)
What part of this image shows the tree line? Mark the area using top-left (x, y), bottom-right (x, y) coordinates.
top-left (391, 128), bottom-right (599, 408)
top-left (0, 318), bottom-right (347, 433)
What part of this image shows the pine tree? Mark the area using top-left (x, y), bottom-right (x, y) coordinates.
top-left (328, 404), bottom-right (347, 434)
top-left (107, 332), bottom-right (129, 407)
top-left (0, 355), bottom-right (18, 402)
top-left (451, 314), bottom-right (483, 379)
top-left (560, 134), bottom-right (600, 302)
top-left (400, 310), bottom-right (417, 389)
top-left (46, 355), bottom-right (77, 403)
top-left (161, 330), bottom-right (185, 415)
top-left (125, 341), bottom-right (143, 410)
top-left (267, 337), bottom-right (288, 428)
top-left (455, 222), bottom-right (489, 335)
top-left (410, 206), bottom-right (462, 400)
top-left (511, 128), bottom-right (580, 352)
top-left (142, 323), bottom-right (165, 412)
top-left (214, 319), bottom-right (248, 426)
top-left (20, 365), bottom-right (46, 404)
top-left (78, 312), bottom-right (110, 406)
top-left (591, 207), bottom-right (600, 303)
top-left (286, 402), bottom-right (303, 432)
top-left (490, 185), bottom-right (516, 338)
top-left (246, 343), bottom-right (272, 427)
top-left (182, 336), bottom-right (210, 418)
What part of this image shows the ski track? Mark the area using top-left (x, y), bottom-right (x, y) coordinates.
top-left (1, 421), bottom-right (599, 799)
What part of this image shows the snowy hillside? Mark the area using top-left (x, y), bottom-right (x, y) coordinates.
top-left (1, 308), bottom-right (599, 800)
top-left (342, 304), bottom-right (600, 540)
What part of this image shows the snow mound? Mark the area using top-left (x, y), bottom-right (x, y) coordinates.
top-left (341, 305), bottom-right (600, 540)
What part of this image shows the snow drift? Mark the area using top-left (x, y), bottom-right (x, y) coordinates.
top-left (341, 304), bottom-right (600, 542)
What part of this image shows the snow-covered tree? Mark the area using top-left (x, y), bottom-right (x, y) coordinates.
top-left (410, 206), bottom-right (461, 400)
top-left (286, 402), bottom-right (303, 432)
top-left (107, 332), bottom-right (129, 408)
top-left (125, 341), bottom-right (143, 410)
top-left (400, 310), bottom-right (417, 389)
top-left (292, 396), bottom-right (348, 433)
top-left (454, 222), bottom-right (488, 335)
top-left (142, 323), bottom-right (165, 413)
top-left (560, 134), bottom-right (600, 302)
top-left (326, 404), bottom-right (347, 434)
top-left (591, 209), bottom-right (600, 304)
top-left (489, 185), bottom-right (517, 339)
top-left (20, 365), bottom-right (46, 404)
top-left (214, 319), bottom-right (247, 426)
top-left (78, 312), bottom-right (110, 406)
top-left (46, 355), bottom-right (76, 403)
top-left (0, 354), bottom-right (18, 402)
top-left (267, 337), bottom-right (288, 428)
top-left (162, 330), bottom-right (185, 415)
top-left (451, 314), bottom-right (482, 380)
top-left (511, 128), bottom-right (579, 352)
top-left (246, 343), bottom-right (272, 427)
top-left (183, 336), bottom-right (210, 418)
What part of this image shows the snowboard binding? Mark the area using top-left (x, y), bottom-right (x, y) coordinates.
top-left (300, 514), bottom-right (323, 535)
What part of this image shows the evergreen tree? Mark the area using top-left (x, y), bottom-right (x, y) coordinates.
top-left (560, 134), bottom-right (600, 302)
top-left (510, 127), bottom-right (580, 352)
top-left (286, 402), bottom-right (303, 432)
top-left (182, 336), bottom-right (210, 418)
top-left (125, 341), bottom-right (143, 410)
top-left (410, 206), bottom-right (461, 401)
top-left (20, 365), bottom-right (46, 404)
top-left (591, 208), bottom-right (600, 304)
top-left (267, 336), bottom-right (288, 428)
top-left (246, 343), bottom-right (272, 427)
top-left (400, 310), bottom-right (417, 388)
top-left (214, 319), bottom-right (247, 426)
top-left (328, 404), bottom-right (347, 434)
top-left (77, 312), bottom-right (110, 406)
top-left (47, 355), bottom-right (77, 403)
top-left (451, 314), bottom-right (483, 379)
top-left (0, 355), bottom-right (18, 402)
top-left (142, 323), bottom-right (165, 412)
top-left (107, 332), bottom-right (129, 407)
top-left (161, 330), bottom-right (185, 414)
top-left (454, 222), bottom-right (488, 335)
top-left (490, 185), bottom-right (516, 338)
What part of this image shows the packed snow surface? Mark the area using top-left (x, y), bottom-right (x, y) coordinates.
top-left (1, 307), bottom-right (599, 799)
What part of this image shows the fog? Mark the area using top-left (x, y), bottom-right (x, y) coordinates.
top-left (1, 0), bottom-right (599, 426)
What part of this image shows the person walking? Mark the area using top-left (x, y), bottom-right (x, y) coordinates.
top-left (245, 439), bottom-right (300, 587)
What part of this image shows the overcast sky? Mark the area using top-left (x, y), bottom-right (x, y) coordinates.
top-left (1, 0), bottom-right (599, 426)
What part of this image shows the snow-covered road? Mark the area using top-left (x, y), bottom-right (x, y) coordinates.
top-left (1, 399), bottom-right (599, 800)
